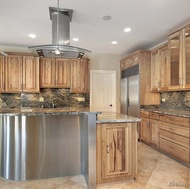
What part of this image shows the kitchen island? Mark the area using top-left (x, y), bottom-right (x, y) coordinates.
top-left (0, 108), bottom-right (140, 188)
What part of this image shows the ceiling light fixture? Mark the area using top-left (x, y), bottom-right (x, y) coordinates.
top-left (29, 34), bottom-right (36, 38)
top-left (124, 27), bottom-right (132, 32)
top-left (73, 38), bottom-right (79, 41)
top-left (111, 41), bottom-right (117, 44)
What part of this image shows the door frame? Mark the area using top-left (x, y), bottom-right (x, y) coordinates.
top-left (90, 70), bottom-right (116, 112)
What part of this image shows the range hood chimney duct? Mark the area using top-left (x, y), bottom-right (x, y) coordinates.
top-left (28, 3), bottom-right (91, 59)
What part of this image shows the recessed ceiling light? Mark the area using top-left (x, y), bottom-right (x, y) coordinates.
top-left (102, 15), bottom-right (112, 21)
top-left (124, 27), bottom-right (132, 32)
top-left (73, 38), bottom-right (79, 41)
top-left (28, 33), bottom-right (36, 38)
top-left (111, 41), bottom-right (117, 44)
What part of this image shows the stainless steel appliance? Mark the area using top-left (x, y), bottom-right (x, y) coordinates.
top-left (120, 65), bottom-right (140, 118)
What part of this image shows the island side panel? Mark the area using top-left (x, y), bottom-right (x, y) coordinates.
top-left (96, 122), bottom-right (138, 184)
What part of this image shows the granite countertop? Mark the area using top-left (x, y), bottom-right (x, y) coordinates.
top-left (0, 107), bottom-right (101, 116)
top-left (141, 108), bottom-right (190, 118)
top-left (97, 112), bottom-right (141, 123)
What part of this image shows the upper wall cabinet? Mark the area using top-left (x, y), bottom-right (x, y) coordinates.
top-left (70, 58), bottom-right (89, 93)
top-left (40, 58), bottom-right (71, 88)
top-left (151, 44), bottom-right (169, 92)
top-left (121, 50), bottom-right (160, 105)
top-left (0, 56), bottom-right (5, 92)
top-left (4, 55), bottom-right (39, 93)
top-left (168, 24), bottom-right (190, 90)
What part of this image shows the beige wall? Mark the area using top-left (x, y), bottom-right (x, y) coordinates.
top-left (89, 53), bottom-right (121, 112)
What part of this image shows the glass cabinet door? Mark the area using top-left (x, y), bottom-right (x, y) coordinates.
top-left (184, 26), bottom-right (190, 86)
top-left (168, 32), bottom-right (180, 87)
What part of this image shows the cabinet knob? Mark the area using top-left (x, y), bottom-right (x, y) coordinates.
top-left (110, 104), bottom-right (112, 107)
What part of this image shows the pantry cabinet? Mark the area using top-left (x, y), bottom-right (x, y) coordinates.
top-left (70, 58), bottom-right (89, 93)
top-left (40, 58), bottom-right (71, 88)
top-left (0, 56), bottom-right (5, 92)
top-left (5, 55), bottom-right (39, 93)
top-left (96, 122), bottom-right (137, 184)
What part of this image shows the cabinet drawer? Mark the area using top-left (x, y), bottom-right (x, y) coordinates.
top-left (159, 115), bottom-right (189, 127)
top-left (140, 111), bottom-right (150, 118)
top-left (160, 130), bottom-right (189, 148)
top-left (160, 138), bottom-right (189, 162)
top-left (159, 122), bottom-right (189, 138)
top-left (150, 113), bottom-right (159, 120)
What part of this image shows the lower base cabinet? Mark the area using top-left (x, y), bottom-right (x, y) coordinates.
top-left (96, 122), bottom-right (138, 184)
top-left (141, 110), bottom-right (190, 165)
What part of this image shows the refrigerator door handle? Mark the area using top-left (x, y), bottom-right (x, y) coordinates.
top-left (127, 98), bottom-right (130, 107)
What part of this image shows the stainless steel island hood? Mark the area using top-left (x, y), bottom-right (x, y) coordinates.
top-left (29, 5), bottom-right (91, 59)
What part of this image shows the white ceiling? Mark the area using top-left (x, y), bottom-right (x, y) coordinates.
top-left (0, 0), bottom-right (190, 56)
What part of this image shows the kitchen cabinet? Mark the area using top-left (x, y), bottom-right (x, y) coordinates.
top-left (40, 58), bottom-right (71, 88)
top-left (70, 58), bottom-right (89, 93)
top-left (159, 114), bottom-right (189, 163)
top-left (96, 122), bottom-right (137, 184)
top-left (5, 55), bottom-right (39, 93)
top-left (149, 113), bottom-right (159, 146)
top-left (0, 56), bottom-right (5, 92)
top-left (120, 50), bottom-right (160, 105)
top-left (151, 44), bottom-right (169, 92)
top-left (141, 111), bottom-right (159, 146)
top-left (22, 56), bottom-right (39, 92)
top-left (168, 24), bottom-right (190, 90)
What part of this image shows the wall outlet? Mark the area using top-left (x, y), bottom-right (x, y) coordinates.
top-left (78, 97), bottom-right (85, 102)
top-left (161, 98), bottom-right (166, 102)
top-left (39, 97), bottom-right (44, 102)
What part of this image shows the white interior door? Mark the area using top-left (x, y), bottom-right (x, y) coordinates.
top-left (90, 70), bottom-right (116, 112)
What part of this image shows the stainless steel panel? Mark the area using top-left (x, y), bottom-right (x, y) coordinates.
top-left (128, 75), bottom-right (140, 118)
top-left (0, 113), bottom-right (97, 189)
top-left (120, 78), bottom-right (128, 114)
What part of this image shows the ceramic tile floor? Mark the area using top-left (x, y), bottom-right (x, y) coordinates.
top-left (0, 143), bottom-right (189, 189)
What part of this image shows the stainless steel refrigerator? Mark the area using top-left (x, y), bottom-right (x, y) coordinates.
top-left (120, 64), bottom-right (140, 118)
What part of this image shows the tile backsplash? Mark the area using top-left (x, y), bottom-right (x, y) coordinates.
top-left (0, 89), bottom-right (89, 109)
top-left (141, 91), bottom-right (190, 111)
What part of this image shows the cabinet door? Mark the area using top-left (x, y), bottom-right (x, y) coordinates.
top-left (149, 119), bottom-right (159, 146)
top-left (56, 58), bottom-right (71, 88)
top-left (70, 59), bottom-right (81, 93)
top-left (40, 58), bottom-right (56, 87)
top-left (168, 32), bottom-right (182, 90)
top-left (183, 26), bottom-right (190, 89)
top-left (141, 117), bottom-right (150, 142)
top-left (101, 123), bottom-right (134, 180)
top-left (5, 55), bottom-right (22, 92)
top-left (0, 56), bottom-right (5, 92)
top-left (159, 45), bottom-right (170, 90)
top-left (151, 51), bottom-right (160, 91)
top-left (22, 56), bottom-right (39, 92)
top-left (80, 59), bottom-right (89, 93)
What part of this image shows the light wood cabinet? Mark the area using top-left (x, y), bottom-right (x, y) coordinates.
top-left (22, 56), bottom-right (39, 92)
top-left (0, 56), bottom-right (5, 92)
top-left (40, 58), bottom-right (71, 88)
top-left (96, 122), bottom-right (137, 184)
top-left (121, 50), bottom-right (160, 105)
top-left (159, 115), bottom-right (189, 163)
top-left (141, 111), bottom-right (159, 146)
top-left (168, 24), bottom-right (190, 90)
top-left (5, 55), bottom-right (22, 92)
top-left (70, 58), bottom-right (89, 93)
top-left (151, 44), bottom-right (169, 92)
top-left (5, 55), bottom-right (39, 93)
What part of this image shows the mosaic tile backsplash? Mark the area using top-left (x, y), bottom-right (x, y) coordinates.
top-left (141, 91), bottom-right (190, 111)
top-left (0, 89), bottom-right (89, 109)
